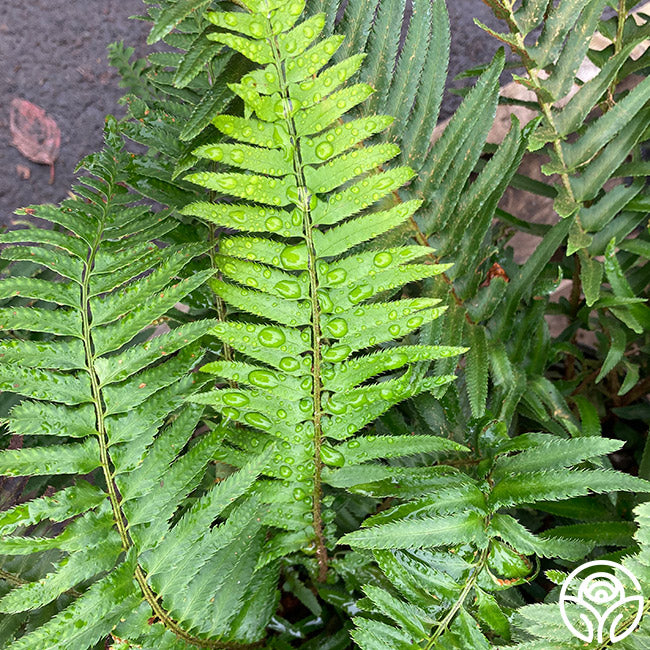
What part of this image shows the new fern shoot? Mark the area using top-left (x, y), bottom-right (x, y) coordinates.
top-left (183, 0), bottom-right (464, 582)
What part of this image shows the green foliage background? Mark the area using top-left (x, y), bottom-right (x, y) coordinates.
top-left (0, 0), bottom-right (649, 648)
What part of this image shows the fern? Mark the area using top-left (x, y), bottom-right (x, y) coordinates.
top-left (347, 432), bottom-right (650, 648)
top-left (108, 0), bottom-right (248, 207)
top-left (180, 0), bottom-right (465, 582)
top-left (476, 0), bottom-right (650, 416)
top-left (0, 120), bottom-right (276, 649)
top-left (2, 1), bottom-right (649, 648)
top-left (500, 499), bottom-right (650, 649)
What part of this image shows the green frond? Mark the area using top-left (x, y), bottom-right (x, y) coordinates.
top-left (182, 0), bottom-right (463, 577)
top-left (0, 123), bottom-right (275, 648)
top-left (505, 501), bottom-right (650, 648)
top-left (347, 425), bottom-right (649, 646)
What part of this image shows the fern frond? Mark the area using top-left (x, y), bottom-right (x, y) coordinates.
top-left (0, 121), bottom-right (275, 649)
top-left (347, 431), bottom-right (650, 647)
top-left (506, 500), bottom-right (650, 648)
top-left (181, 0), bottom-right (462, 581)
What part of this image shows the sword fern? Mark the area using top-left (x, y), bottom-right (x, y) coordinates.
top-left (182, 0), bottom-right (464, 582)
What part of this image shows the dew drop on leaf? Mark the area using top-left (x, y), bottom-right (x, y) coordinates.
top-left (315, 141), bottom-right (334, 160)
top-left (280, 244), bottom-right (308, 269)
top-left (230, 148), bottom-right (245, 164)
top-left (279, 356), bottom-right (301, 372)
top-left (373, 252), bottom-right (393, 268)
top-left (265, 216), bottom-right (283, 231)
top-left (258, 326), bottom-right (286, 347)
top-left (223, 392), bottom-right (250, 407)
top-left (322, 345), bottom-right (351, 362)
top-left (325, 317), bottom-right (348, 338)
top-left (293, 487), bottom-right (306, 501)
top-left (326, 268), bottom-right (347, 285)
top-left (320, 444), bottom-right (345, 467)
top-left (245, 412), bottom-right (272, 428)
top-left (248, 369), bottom-right (279, 388)
top-left (274, 280), bottom-right (302, 299)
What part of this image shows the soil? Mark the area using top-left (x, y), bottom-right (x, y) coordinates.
top-left (0, 1), bottom-right (503, 224)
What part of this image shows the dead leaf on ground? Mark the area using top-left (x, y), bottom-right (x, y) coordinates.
top-left (15, 164), bottom-right (31, 180)
top-left (9, 98), bottom-right (61, 185)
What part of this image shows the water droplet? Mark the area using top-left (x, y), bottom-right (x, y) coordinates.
top-left (274, 279), bottom-right (302, 299)
top-left (376, 177), bottom-right (393, 191)
top-left (320, 444), bottom-right (345, 467)
top-left (315, 141), bottom-right (334, 160)
top-left (348, 285), bottom-right (373, 304)
top-left (389, 324), bottom-right (401, 336)
top-left (250, 21), bottom-right (264, 37)
top-left (327, 395), bottom-right (347, 415)
top-left (325, 317), bottom-right (348, 338)
top-left (223, 392), bottom-right (250, 407)
top-left (279, 356), bottom-right (301, 372)
top-left (230, 149), bottom-right (245, 164)
top-left (280, 244), bottom-right (308, 270)
top-left (388, 352), bottom-right (407, 367)
top-left (299, 398), bottom-right (312, 412)
top-left (258, 326), bottom-right (286, 347)
top-left (279, 464), bottom-right (293, 478)
top-left (248, 369), bottom-right (278, 389)
top-left (347, 439), bottom-right (360, 448)
top-left (222, 407), bottom-right (239, 421)
top-left (322, 345), bottom-right (351, 362)
top-left (318, 291), bottom-right (334, 312)
top-left (407, 316), bottom-right (423, 328)
top-left (300, 377), bottom-right (312, 391)
top-left (245, 412), bottom-right (272, 429)
top-left (326, 268), bottom-right (346, 285)
top-left (293, 487), bottom-right (306, 501)
top-left (265, 216), bottom-right (283, 232)
top-left (380, 387), bottom-right (394, 400)
top-left (373, 252), bottom-right (393, 268)
top-left (209, 146), bottom-right (223, 161)
top-left (219, 177), bottom-right (237, 190)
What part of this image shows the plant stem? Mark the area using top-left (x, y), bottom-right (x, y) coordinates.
top-left (266, 21), bottom-right (329, 582)
top-left (0, 568), bottom-right (26, 587)
top-left (423, 547), bottom-right (490, 649)
top-left (608, 0), bottom-right (627, 105)
top-left (80, 180), bottom-right (258, 650)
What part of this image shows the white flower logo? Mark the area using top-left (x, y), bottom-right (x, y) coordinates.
top-left (559, 560), bottom-right (644, 644)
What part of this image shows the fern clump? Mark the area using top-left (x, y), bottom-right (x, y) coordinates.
top-left (2, 0), bottom-right (650, 648)
top-left (182, 0), bottom-right (465, 581)
top-left (0, 121), bottom-right (277, 649)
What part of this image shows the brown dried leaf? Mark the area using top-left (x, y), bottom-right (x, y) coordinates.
top-left (9, 98), bottom-right (61, 184)
top-left (15, 164), bottom-right (31, 180)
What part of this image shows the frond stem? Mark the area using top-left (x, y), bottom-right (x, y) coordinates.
top-left (0, 568), bottom-right (27, 587)
top-left (80, 182), bottom-right (259, 650)
top-left (266, 19), bottom-right (329, 581)
top-left (423, 546), bottom-right (490, 649)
